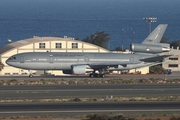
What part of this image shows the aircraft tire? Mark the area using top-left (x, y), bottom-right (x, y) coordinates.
top-left (89, 74), bottom-right (94, 78)
top-left (95, 74), bottom-right (100, 78)
top-left (29, 74), bottom-right (33, 78)
top-left (100, 74), bottom-right (105, 78)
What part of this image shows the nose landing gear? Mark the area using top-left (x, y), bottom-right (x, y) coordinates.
top-left (29, 70), bottom-right (33, 78)
top-left (29, 74), bottom-right (33, 78)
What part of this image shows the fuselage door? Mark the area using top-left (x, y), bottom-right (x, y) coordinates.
top-left (20, 56), bottom-right (24, 63)
top-left (85, 56), bottom-right (90, 63)
top-left (130, 57), bottom-right (134, 63)
top-left (49, 56), bottom-right (53, 63)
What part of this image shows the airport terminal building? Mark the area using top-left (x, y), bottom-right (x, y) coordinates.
top-left (0, 36), bottom-right (179, 76)
top-left (163, 50), bottom-right (180, 72)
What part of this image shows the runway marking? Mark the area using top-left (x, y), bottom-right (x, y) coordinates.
top-left (1, 109), bottom-right (180, 114)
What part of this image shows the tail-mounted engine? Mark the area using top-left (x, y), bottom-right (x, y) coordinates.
top-left (130, 43), bottom-right (170, 53)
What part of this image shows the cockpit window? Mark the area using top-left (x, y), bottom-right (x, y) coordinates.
top-left (10, 56), bottom-right (16, 60)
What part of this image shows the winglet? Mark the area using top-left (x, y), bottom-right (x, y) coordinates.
top-left (142, 24), bottom-right (168, 44)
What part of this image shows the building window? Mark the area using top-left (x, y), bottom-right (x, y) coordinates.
top-left (13, 73), bottom-right (18, 75)
top-left (169, 58), bottom-right (178, 60)
top-left (168, 64), bottom-right (178, 67)
top-left (39, 43), bottom-right (45, 49)
top-left (56, 43), bottom-right (62, 49)
top-left (5, 73), bottom-right (10, 75)
top-left (21, 73), bottom-right (27, 75)
top-left (72, 43), bottom-right (78, 49)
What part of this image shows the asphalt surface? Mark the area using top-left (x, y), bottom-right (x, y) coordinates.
top-left (0, 74), bottom-right (180, 117)
top-left (0, 101), bottom-right (180, 117)
top-left (0, 84), bottom-right (180, 99)
top-left (0, 72), bottom-right (179, 80)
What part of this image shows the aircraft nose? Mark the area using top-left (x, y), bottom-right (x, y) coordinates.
top-left (5, 58), bottom-right (14, 66)
top-left (5, 56), bottom-right (18, 67)
top-left (5, 59), bottom-right (10, 65)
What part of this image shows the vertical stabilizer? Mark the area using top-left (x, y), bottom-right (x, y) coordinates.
top-left (142, 24), bottom-right (168, 44)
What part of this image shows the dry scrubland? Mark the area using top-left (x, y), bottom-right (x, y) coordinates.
top-left (1, 78), bottom-right (180, 85)
top-left (1, 114), bottom-right (180, 120)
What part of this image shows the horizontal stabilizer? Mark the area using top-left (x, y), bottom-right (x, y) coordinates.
top-left (139, 55), bottom-right (171, 62)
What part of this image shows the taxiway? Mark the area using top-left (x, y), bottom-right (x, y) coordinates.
top-left (0, 102), bottom-right (180, 117)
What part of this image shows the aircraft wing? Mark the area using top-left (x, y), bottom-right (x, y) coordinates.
top-left (87, 62), bottom-right (138, 69)
top-left (139, 55), bottom-right (171, 62)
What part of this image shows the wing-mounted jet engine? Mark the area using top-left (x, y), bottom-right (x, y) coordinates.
top-left (63, 65), bottom-right (105, 77)
top-left (63, 65), bottom-right (91, 75)
top-left (130, 43), bottom-right (170, 54)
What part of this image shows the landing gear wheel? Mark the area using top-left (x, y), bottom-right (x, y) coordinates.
top-left (93, 73), bottom-right (100, 77)
top-left (96, 74), bottom-right (100, 78)
top-left (29, 74), bottom-right (33, 78)
top-left (89, 73), bottom-right (94, 77)
top-left (100, 74), bottom-right (105, 78)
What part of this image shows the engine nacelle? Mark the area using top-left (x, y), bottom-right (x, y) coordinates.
top-left (62, 65), bottom-right (90, 74)
top-left (63, 70), bottom-right (72, 74)
top-left (71, 65), bottom-right (88, 74)
top-left (130, 43), bottom-right (170, 53)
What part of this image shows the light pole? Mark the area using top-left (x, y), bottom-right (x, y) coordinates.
top-left (122, 29), bottom-right (125, 52)
top-left (143, 17), bottom-right (157, 34)
top-left (130, 28), bottom-right (135, 44)
top-left (108, 41), bottom-right (111, 50)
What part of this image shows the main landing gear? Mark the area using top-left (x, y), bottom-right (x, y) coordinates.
top-left (89, 69), bottom-right (106, 78)
top-left (89, 73), bottom-right (105, 78)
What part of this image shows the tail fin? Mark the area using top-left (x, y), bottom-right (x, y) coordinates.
top-left (141, 24), bottom-right (168, 45)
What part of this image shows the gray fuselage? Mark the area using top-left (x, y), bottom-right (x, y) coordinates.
top-left (6, 52), bottom-right (153, 70)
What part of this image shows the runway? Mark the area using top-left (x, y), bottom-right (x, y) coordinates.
top-left (0, 84), bottom-right (180, 100)
top-left (0, 102), bottom-right (180, 117)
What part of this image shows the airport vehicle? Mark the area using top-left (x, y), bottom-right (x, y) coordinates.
top-left (164, 69), bottom-right (172, 75)
top-left (6, 24), bottom-right (171, 77)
